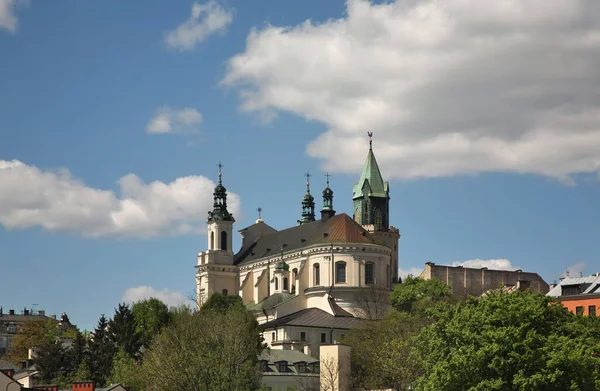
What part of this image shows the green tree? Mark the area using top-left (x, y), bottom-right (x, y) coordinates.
top-left (109, 303), bottom-right (141, 359)
top-left (109, 348), bottom-right (145, 391)
top-left (140, 304), bottom-right (265, 391)
top-left (131, 298), bottom-right (171, 349)
top-left (7, 318), bottom-right (57, 363)
top-left (88, 314), bottom-right (115, 386)
top-left (343, 309), bottom-right (426, 390)
top-left (416, 291), bottom-right (600, 390)
top-left (389, 276), bottom-right (452, 313)
top-left (200, 292), bottom-right (243, 313)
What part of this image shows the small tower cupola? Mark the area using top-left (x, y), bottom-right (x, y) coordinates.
top-left (206, 162), bottom-right (234, 254)
top-left (273, 245), bottom-right (291, 293)
top-left (299, 172), bottom-right (315, 225)
top-left (320, 172), bottom-right (336, 220)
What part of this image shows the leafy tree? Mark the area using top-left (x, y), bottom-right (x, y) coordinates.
top-left (140, 304), bottom-right (265, 391)
top-left (132, 298), bottom-right (171, 349)
top-left (88, 314), bottom-right (115, 386)
top-left (200, 292), bottom-right (243, 313)
top-left (109, 303), bottom-right (141, 359)
top-left (34, 341), bottom-right (68, 383)
top-left (389, 275), bottom-right (452, 313)
top-left (8, 318), bottom-right (57, 363)
top-left (343, 310), bottom-right (427, 390)
top-left (416, 291), bottom-right (600, 390)
top-left (110, 348), bottom-right (145, 391)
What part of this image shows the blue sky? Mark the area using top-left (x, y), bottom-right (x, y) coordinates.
top-left (1, 0), bottom-right (599, 331)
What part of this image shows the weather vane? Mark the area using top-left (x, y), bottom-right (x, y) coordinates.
top-left (367, 131), bottom-right (373, 149)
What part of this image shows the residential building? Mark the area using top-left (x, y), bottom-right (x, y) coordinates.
top-left (195, 135), bottom-right (400, 358)
top-left (547, 273), bottom-right (600, 316)
top-left (420, 262), bottom-right (549, 297)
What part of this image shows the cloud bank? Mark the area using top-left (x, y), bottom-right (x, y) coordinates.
top-left (122, 286), bottom-right (189, 307)
top-left (224, 0), bottom-right (600, 182)
top-left (147, 107), bottom-right (203, 134)
top-left (0, 160), bottom-right (240, 237)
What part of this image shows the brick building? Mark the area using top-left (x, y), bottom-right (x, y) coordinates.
top-left (420, 262), bottom-right (549, 297)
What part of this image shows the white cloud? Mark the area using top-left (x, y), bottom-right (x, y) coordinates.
top-left (451, 258), bottom-right (517, 270)
top-left (0, 160), bottom-right (241, 237)
top-left (122, 286), bottom-right (189, 307)
top-left (0, 0), bottom-right (26, 33)
top-left (146, 107), bottom-right (203, 134)
top-left (223, 0), bottom-right (600, 182)
top-left (165, 1), bottom-right (233, 51)
top-left (562, 261), bottom-right (587, 278)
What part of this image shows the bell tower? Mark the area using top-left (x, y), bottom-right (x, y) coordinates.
top-left (196, 162), bottom-right (238, 308)
top-left (352, 133), bottom-right (400, 286)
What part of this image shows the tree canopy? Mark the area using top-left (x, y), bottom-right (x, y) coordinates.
top-left (389, 275), bottom-right (452, 313)
top-left (131, 298), bottom-right (171, 349)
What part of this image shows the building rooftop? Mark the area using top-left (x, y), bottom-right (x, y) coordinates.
top-left (260, 307), bottom-right (362, 330)
top-left (547, 274), bottom-right (600, 297)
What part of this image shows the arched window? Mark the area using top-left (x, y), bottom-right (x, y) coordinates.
top-left (365, 262), bottom-right (375, 285)
top-left (335, 261), bottom-right (346, 284)
top-left (283, 277), bottom-right (289, 291)
top-left (275, 277), bottom-right (279, 291)
top-left (374, 208), bottom-right (382, 230)
top-left (222, 289), bottom-right (228, 296)
top-left (354, 208), bottom-right (361, 224)
top-left (314, 263), bottom-right (320, 286)
top-left (210, 231), bottom-right (214, 250)
top-left (220, 231), bottom-right (227, 250)
top-left (292, 269), bottom-right (298, 294)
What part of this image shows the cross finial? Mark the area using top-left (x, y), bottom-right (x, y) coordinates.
top-left (367, 132), bottom-right (373, 150)
top-left (257, 206), bottom-right (262, 218)
top-left (325, 172), bottom-right (331, 187)
top-left (217, 162), bottom-right (223, 184)
top-left (305, 171), bottom-right (311, 192)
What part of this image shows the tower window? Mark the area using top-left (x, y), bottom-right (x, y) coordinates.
top-left (220, 231), bottom-right (227, 250)
top-left (335, 261), bottom-right (346, 284)
top-left (210, 231), bottom-right (214, 250)
top-left (365, 262), bottom-right (375, 285)
top-left (283, 277), bottom-right (289, 291)
top-left (222, 289), bottom-right (228, 296)
top-left (275, 277), bottom-right (279, 291)
top-left (314, 263), bottom-right (320, 286)
top-left (374, 208), bottom-right (382, 230)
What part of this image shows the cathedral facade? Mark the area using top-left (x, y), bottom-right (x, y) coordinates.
top-left (195, 137), bottom-right (400, 356)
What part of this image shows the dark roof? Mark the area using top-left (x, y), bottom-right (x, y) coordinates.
top-left (328, 296), bottom-right (354, 317)
top-left (259, 349), bottom-right (318, 364)
top-left (0, 314), bottom-right (48, 323)
top-left (247, 293), bottom-right (295, 313)
top-left (0, 359), bottom-right (17, 371)
top-left (235, 213), bottom-right (382, 266)
top-left (260, 308), bottom-right (362, 330)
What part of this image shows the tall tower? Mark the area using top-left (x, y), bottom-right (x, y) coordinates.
top-left (352, 133), bottom-right (400, 285)
top-left (320, 173), bottom-right (336, 220)
top-left (299, 172), bottom-right (315, 224)
top-left (196, 163), bottom-right (238, 307)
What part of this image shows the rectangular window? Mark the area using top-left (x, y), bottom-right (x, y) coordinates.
top-left (335, 262), bottom-right (346, 283)
top-left (314, 264), bottom-right (320, 286)
top-left (365, 263), bottom-right (374, 284)
top-left (321, 333), bottom-right (327, 343)
top-left (272, 331), bottom-right (276, 341)
top-left (300, 331), bottom-right (306, 342)
top-left (278, 362), bottom-right (288, 373)
top-left (576, 306), bottom-right (584, 316)
top-left (562, 285), bottom-right (582, 296)
top-left (589, 305), bottom-right (596, 316)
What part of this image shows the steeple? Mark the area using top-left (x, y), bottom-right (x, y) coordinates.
top-left (207, 162), bottom-right (235, 223)
top-left (321, 172), bottom-right (336, 220)
top-left (299, 171), bottom-right (315, 224)
top-left (352, 133), bottom-right (390, 231)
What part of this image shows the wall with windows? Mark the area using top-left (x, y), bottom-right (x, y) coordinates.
top-left (560, 297), bottom-right (600, 316)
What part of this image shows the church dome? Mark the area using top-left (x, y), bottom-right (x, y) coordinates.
top-left (323, 187), bottom-right (333, 197)
top-left (275, 260), bottom-right (290, 271)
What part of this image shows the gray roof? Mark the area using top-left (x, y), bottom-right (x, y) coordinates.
top-left (0, 314), bottom-right (48, 323)
top-left (547, 274), bottom-right (600, 297)
top-left (0, 359), bottom-right (18, 371)
top-left (260, 308), bottom-right (362, 330)
top-left (260, 349), bottom-right (318, 364)
top-left (234, 213), bottom-right (382, 266)
top-left (247, 293), bottom-right (295, 313)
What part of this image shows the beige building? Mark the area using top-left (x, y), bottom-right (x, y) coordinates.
top-left (420, 262), bottom-right (550, 296)
top-left (195, 136), bottom-right (400, 361)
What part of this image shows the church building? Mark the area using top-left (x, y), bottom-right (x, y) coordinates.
top-left (195, 136), bottom-right (400, 357)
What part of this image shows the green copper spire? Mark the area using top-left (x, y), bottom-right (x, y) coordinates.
top-left (352, 133), bottom-right (390, 230)
top-left (299, 171), bottom-right (315, 224)
top-left (207, 162), bottom-right (235, 223)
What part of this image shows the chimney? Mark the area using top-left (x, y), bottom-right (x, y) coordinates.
top-left (26, 359), bottom-right (34, 368)
top-left (24, 308), bottom-right (29, 316)
top-left (320, 344), bottom-right (351, 391)
top-left (9, 309), bottom-right (15, 315)
top-left (1, 369), bottom-right (15, 378)
top-left (34, 386), bottom-right (59, 391)
top-left (20, 360), bottom-right (27, 370)
top-left (72, 381), bottom-right (95, 391)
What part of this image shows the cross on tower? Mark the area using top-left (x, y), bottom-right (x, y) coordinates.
top-left (367, 131), bottom-right (373, 149)
top-left (305, 171), bottom-right (311, 192)
top-left (325, 172), bottom-right (331, 186)
top-left (217, 162), bottom-right (223, 183)
top-left (257, 206), bottom-right (262, 219)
